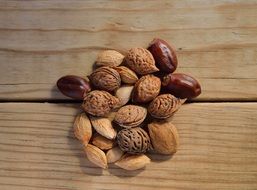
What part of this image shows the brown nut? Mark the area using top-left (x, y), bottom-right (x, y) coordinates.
top-left (84, 144), bottom-right (108, 169)
top-left (89, 66), bottom-right (121, 92)
top-left (162, 73), bottom-right (201, 99)
top-left (132, 75), bottom-right (161, 103)
top-left (148, 38), bottom-right (178, 73)
top-left (106, 147), bottom-right (124, 164)
top-left (96, 50), bottom-right (124, 67)
top-left (73, 113), bottom-right (92, 145)
top-left (117, 127), bottom-right (151, 154)
top-left (125, 47), bottom-right (159, 75)
top-left (148, 121), bottom-right (179, 155)
top-left (82, 90), bottom-right (120, 116)
top-left (57, 75), bottom-right (91, 100)
top-left (92, 134), bottom-right (115, 150)
top-left (114, 105), bottom-right (147, 128)
top-left (90, 116), bottom-right (117, 139)
top-left (113, 66), bottom-right (138, 84)
top-left (148, 94), bottom-right (186, 119)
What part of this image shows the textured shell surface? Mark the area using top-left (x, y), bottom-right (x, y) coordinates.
top-left (125, 48), bottom-right (159, 75)
top-left (89, 66), bottom-right (121, 91)
top-left (148, 94), bottom-right (186, 119)
top-left (82, 90), bottom-right (120, 116)
top-left (117, 127), bottom-right (151, 154)
top-left (132, 75), bottom-right (161, 103)
top-left (114, 105), bottom-right (147, 128)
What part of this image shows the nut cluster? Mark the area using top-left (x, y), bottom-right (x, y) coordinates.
top-left (57, 39), bottom-right (202, 171)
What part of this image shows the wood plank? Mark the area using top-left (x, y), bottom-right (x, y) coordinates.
top-left (0, 102), bottom-right (256, 190)
top-left (0, 0), bottom-right (256, 101)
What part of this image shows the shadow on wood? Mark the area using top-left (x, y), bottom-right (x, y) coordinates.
top-left (67, 122), bottom-right (104, 176)
top-left (108, 164), bottom-right (144, 178)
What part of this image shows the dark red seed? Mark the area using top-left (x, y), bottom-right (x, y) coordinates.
top-left (57, 75), bottom-right (91, 100)
top-left (148, 38), bottom-right (178, 73)
top-left (162, 73), bottom-right (201, 99)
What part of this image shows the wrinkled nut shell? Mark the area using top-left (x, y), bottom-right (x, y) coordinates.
top-left (114, 105), bottom-right (147, 128)
top-left (148, 38), bottom-right (178, 73)
top-left (73, 113), bottom-right (92, 145)
top-left (117, 127), bottom-right (151, 154)
top-left (96, 50), bottom-right (124, 67)
top-left (115, 85), bottom-right (134, 106)
top-left (92, 134), bottom-right (115, 150)
top-left (162, 73), bottom-right (201, 99)
top-left (57, 75), bottom-right (91, 100)
top-left (106, 147), bottom-right (124, 163)
top-left (148, 121), bottom-right (179, 154)
top-left (132, 75), bottom-right (161, 103)
top-left (90, 116), bottom-right (117, 139)
top-left (113, 66), bottom-right (138, 84)
top-left (148, 94), bottom-right (186, 119)
top-left (126, 47), bottom-right (159, 75)
top-left (82, 90), bottom-right (120, 117)
top-left (84, 144), bottom-right (107, 169)
top-left (115, 154), bottom-right (150, 171)
top-left (89, 66), bottom-right (121, 92)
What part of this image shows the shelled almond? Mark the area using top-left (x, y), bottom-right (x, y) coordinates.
top-left (57, 38), bottom-right (202, 171)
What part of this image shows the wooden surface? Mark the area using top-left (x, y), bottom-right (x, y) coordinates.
top-left (0, 0), bottom-right (257, 101)
top-left (0, 0), bottom-right (257, 190)
top-left (0, 103), bottom-right (257, 190)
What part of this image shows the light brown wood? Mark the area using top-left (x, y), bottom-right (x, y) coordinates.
top-left (0, 0), bottom-right (256, 101)
top-left (0, 102), bottom-right (256, 190)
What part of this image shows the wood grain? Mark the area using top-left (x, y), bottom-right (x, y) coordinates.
top-left (0, 0), bottom-right (256, 101)
top-left (0, 102), bottom-right (256, 190)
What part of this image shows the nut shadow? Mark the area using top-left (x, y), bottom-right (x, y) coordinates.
top-left (108, 164), bottom-right (144, 178)
top-left (146, 152), bottom-right (173, 163)
top-left (67, 120), bottom-right (103, 176)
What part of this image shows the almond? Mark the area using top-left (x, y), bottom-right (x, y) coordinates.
top-left (113, 66), bottom-right (138, 84)
top-left (84, 144), bottom-right (107, 169)
top-left (96, 50), bottom-right (124, 67)
top-left (92, 134), bottom-right (115, 150)
top-left (148, 121), bottom-right (179, 154)
top-left (115, 85), bottom-right (134, 106)
top-left (73, 113), bottom-right (92, 145)
top-left (90, 116), bottom-right (117, 139)
top-left (106, 147), bottom-right (124, 163)
top-left (115, 154), bottom-right (150, 170)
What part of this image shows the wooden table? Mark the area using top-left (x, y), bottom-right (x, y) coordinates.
top-left (0, 1), bottom-right (257, 189)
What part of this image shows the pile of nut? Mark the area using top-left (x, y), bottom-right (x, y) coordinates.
top-left (57, 38), bottom-right (201, 171)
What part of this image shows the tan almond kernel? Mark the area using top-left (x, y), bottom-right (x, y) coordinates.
top-left (106, 146), bottom-right (124, 163)
top-left (90, 116), bottom-right (117, 139)
top-left (115, 154), bottom-right (150, 171)
top-left (92, 134), bottom-right (115, 150)
top-left (73, 113), bottom-right (92, 145)
top-left (148, 121), bottom-right (179, 155)
top-left (113, 66), bottom-right (138, 84)
top-left (115, 85), bottom-right (134, 106)
top-left (84, 144), bottom-right (108, 169)
top-left (96, 50), bottom-right (124, 67)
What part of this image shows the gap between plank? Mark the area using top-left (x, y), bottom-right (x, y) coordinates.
top-left (0, 99), bottom-right (257, 104)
